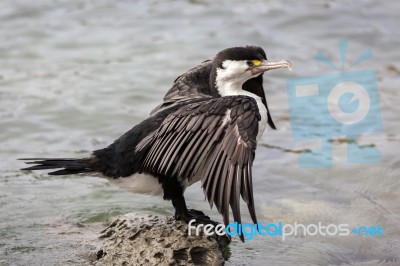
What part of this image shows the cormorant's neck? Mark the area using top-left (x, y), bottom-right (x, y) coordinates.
top-left (209, 62), bottom-right (276, 130)
top-left (242, 75), bottom-right (267, 106)
top-left (209, 67), bottom-right (268, 105)
top-left (242, 75), bottom-right (277, 130)
top-left (215, 79), bottom-right (246, 96)
top-left (211, 66), bottom-right (247, 97)
top-left (211, 71), bottom-right (266, 101)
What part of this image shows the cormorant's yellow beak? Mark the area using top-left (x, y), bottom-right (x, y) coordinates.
top-left (251, 60), bottom-right (292, 75)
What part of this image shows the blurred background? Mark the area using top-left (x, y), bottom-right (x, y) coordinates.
top-left (0, 0), bottom-right (399, 265)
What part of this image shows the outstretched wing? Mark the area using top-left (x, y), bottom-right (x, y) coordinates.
top-left (150, 60), bottom-right (218, 115)
top-left (138, 95), bottom-right (261, 226)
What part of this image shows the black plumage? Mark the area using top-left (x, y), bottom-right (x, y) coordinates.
top-left (20, 46), bottom-right (291, 242)
top-left (138, 96), bottom-right (260, 227)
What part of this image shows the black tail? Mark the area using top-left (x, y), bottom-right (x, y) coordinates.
top-left (20, 158), bottom-right (94, 175)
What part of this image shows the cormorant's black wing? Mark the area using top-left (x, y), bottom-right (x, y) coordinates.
top-left (137, 96), bottom-right (260, 226)
top-left (150, 59), bottom-right (276, 130)
top-left (150, 60), bottom-right (219, 115)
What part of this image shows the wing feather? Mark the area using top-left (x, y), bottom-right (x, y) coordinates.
top-left (231, 168), bottom-right (242, 226)
top-left (150, 60), bottom-right (216, 116)
top-left (203, 148), bottom-right (223, 200)
top-left (179, 129), bottom-right (209, 178)
top-left (208, 153), bottom-right (226, 208)
top-left (139, 96), bottom-right (261, 227)
top-left (240, 166), bottom-right (250, 203)
top-left (222, 164), bottom-right (235, 225)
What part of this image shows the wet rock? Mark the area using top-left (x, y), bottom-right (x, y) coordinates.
top-left (94, 213), bottom-right (230, 266)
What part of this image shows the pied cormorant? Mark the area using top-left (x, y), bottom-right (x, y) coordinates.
top-left (21, 46), bottom-right (291, 240)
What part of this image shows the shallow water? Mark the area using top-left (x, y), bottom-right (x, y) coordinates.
top-left (1, 0), bottom-right (400, 265)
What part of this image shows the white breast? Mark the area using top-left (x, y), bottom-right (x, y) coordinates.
top-left (215, 73), bottom-right (268, 142)
top-left (241, 91), bottom-right (268, 141)
top-left (108, 174), bottom-right (164, 196)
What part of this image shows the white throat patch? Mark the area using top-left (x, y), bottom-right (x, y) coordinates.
top-left (215, 60), bottom-right (254, 97)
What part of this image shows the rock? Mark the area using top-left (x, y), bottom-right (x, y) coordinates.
top-left (94, 213), bottom-right (231, 266)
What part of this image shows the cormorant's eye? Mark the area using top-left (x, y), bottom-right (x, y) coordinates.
top-left (246, 60), bottom-right (253, 66)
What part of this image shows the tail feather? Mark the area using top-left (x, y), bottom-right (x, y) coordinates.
top-left (20, 158), bottom-right (94, 175)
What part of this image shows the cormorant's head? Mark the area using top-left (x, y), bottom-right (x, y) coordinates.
top-left (210, 46), bottom-right (292, 130)
top-left (210, 46), bottom-right (291, 95)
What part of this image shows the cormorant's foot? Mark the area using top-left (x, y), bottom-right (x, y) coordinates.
top-left (175, 210), bottom-right (219, 226)
top-left (191, 214), bottom-right (220, 226)
top-left (188, 209), bottom-right (206, 217)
